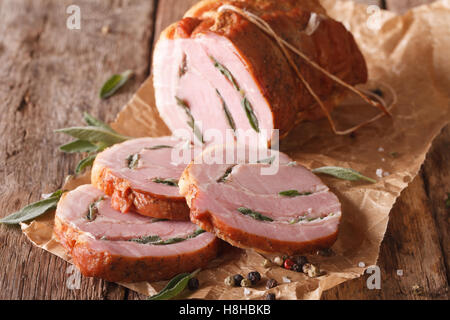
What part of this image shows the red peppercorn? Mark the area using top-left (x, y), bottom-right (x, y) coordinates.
top-left (283, 258), bottom-right (295, 270)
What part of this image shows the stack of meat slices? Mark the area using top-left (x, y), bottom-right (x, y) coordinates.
top-left (54, 137), bottom-right (220, 283)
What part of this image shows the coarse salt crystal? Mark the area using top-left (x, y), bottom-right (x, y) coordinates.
top-left (378, 147), bottom-right (385, 152)
top-left (376, 169), bottom-right (383, 178)
top-left (381, 158), bottom-right (386, 162)
top-left (282, 276), bottom-right (292, 283)
top-left (244, 288), bottom-right (251, 296)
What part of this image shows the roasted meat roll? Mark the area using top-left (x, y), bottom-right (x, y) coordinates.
top-left (153, 0), bottom-right (368, 145)
top-left (54, 185), bottom-right (220, 282)
top-left (179, 144), bottom-right (342, 255)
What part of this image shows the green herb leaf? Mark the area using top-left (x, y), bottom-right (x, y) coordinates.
top-left (130, 235), bottom-right (162, 244)
top-left (152, 178), bottom-right (179, 187)
top-left (217, 166), bottom-right (235, 183)
top-left (178, 54), bottom-right (188, 78)
top-left (210, 57), bottom-right (240, 91)
top-left (257, 156), bottom-right (276, 165)
top-left (216, 90), bottom-right (236, 132)
top-left (59, 140), bottom-right (98, 153)
top-left (279, 190), bottom-right (313, 197)
top-left (237, 207), bottom-right (273, 222)
top-left (126, 153), bottom-right (140, 170)
top-left (242, 97), bottom-right (260, 133)
top-left (86, 196), bottom-right (104, 221)
top-left (0, 191), bottom-right (64, 225)
top-left (175, 97), bottom-right (204, 144)
top-left (100, 70), bottom-right (133, 99)
top-left (312, 166), bottom-right (377, 183)
top-left (75, 154), bottom-right (97, 174)
top-left (148, 269), bottom-right (200, 300)
top-left (145, 145), bottom-right (173, 150)
top-left (55, 126), bottom-right (130, 146)
top-left (83, 112), bottom-right (115, 132)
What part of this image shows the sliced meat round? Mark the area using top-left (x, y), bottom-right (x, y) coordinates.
top-left (92, 137), bottom-right (199, 221)
top-left (153, 0), bottom-right (367, 145)
top-left (179, 145), bottom-right (342, 255)
top-left (54, 185), bottom-right (220, 283)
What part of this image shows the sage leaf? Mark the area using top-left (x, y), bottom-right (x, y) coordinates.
top-left (145, 145), bottom-right (173, 150)
top-left (100, 70), bottom-right (133, 99)
top-left (237, 207), bottom-right (273, 222)
top-left (130, 235), bottom-right (162, 244)
top-left (217, 166), bottom-right (235, 183)
top-left (126, 153), bottom-right (140, 169)
top-left (86, 196), bottom-right (104, 221)
top-left (210, 57), bottom-right (240, 91)
top-left (55, 126), bottom-right (130, 145)
top-left (59, 140), bottom-right (98, 153)
top-left (257, 156), bottom-right (276, 165)
top-left (312, 166), bottom-right (377, 183)
top-left (83, 112), bottom-right (115, 132)
top-left (279, 190), bottom-right (313, 197)
top-left (175, 97), bottom-right (204, 144)
top-left (0, 190), bottom-right (64, 225)
top-left (216, 89), bottom-right (236, 132)
top-left (242, 97), bottom-right (260, 133)
top-left (152, 178), bottom-right (179, 187)
top-left (76, 154), bottom-right (97, 174)
top-left (149, 269), bottom-right (200, 300)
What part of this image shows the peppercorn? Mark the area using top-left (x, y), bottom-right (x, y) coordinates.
top-left (292, 264), bottom-right (302, 273)
top-left (188, 278), bottom-right (199, 291)
top-left (233, 274), bottom-right (244, 287)
top-left (283, 258), bottom-right (295, 270)
top-left (273, 256), bottom-right (284, 266)
top-left (224, 276), bottom-right (234, 287)
top-left (303, 263), bottom-right (322, 278)
top-left (240, 278), bottom-right (252, 287)
top-left (247, 271), bottom-right (261, 285)
top-left (292, 256), bottom-right (308, 267)
top-left (265, 293), bottom-right (276, 300)
top-left (266, 279), bottom-right (278, 289)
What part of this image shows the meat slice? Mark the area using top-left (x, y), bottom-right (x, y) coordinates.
top-left (92, 137), bottom-right (199, 221)
top-left (54, 185), bottom-right (220, 283)
top-left (153, 0), bottom-right (367, 145)
top-left (179, 145), bottom-right (342, 255)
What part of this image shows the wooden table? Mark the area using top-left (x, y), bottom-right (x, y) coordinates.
top-left (0, 0), bottom-right (448, 300)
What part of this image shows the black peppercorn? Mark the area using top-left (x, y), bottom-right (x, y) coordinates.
top-left (292, 256), bottom-right (308, 267)
top-left (247, 271), bottom-right (261, 285)
top-left (233, 274), bottom-right (244, 287)
top-left (292, 264), bottom-right (302, 273)
top-left (188, 278), bottom-right (199, 291)
top-left (266, 279), bottom-right (278, 289)
top-left (265, 293), bottom-right (276, 300)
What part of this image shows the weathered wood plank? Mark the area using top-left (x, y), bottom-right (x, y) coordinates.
top-left (0, 0), bottom-right (157, 300)
top-left (386, 0), bottom-right (434, 13)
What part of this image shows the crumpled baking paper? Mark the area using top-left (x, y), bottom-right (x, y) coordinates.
top-left (21, 0), bottom-right (450, 300)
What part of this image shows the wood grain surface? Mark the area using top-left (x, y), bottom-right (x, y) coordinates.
top-left (0, 0), bottom-right (448, 300)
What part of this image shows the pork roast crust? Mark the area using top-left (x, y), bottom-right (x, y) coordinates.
top-left (181, 170), bottom-right (338, 255)
top-left (157, 0), bottom-right (368, 138)
top-left (91, 161), bottom-right (190, 221)
top-left (54, 213), bottom-right (221, 283)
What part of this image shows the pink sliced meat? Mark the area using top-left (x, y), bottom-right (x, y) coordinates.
top-left (179, 144), bottom-right (342, 254)
top-left (54, 185), bottom-right (220, 283)
top-left (92, 136), bottom-right (200, 220)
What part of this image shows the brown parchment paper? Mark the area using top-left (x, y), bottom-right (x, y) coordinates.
top-left (21, 0), bottom-right (450, 300)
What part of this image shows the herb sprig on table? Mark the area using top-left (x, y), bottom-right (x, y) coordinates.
top-left (148, 269), bottom-right (200, 300)
top-left (56, 112), bottom-right (131, 174)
